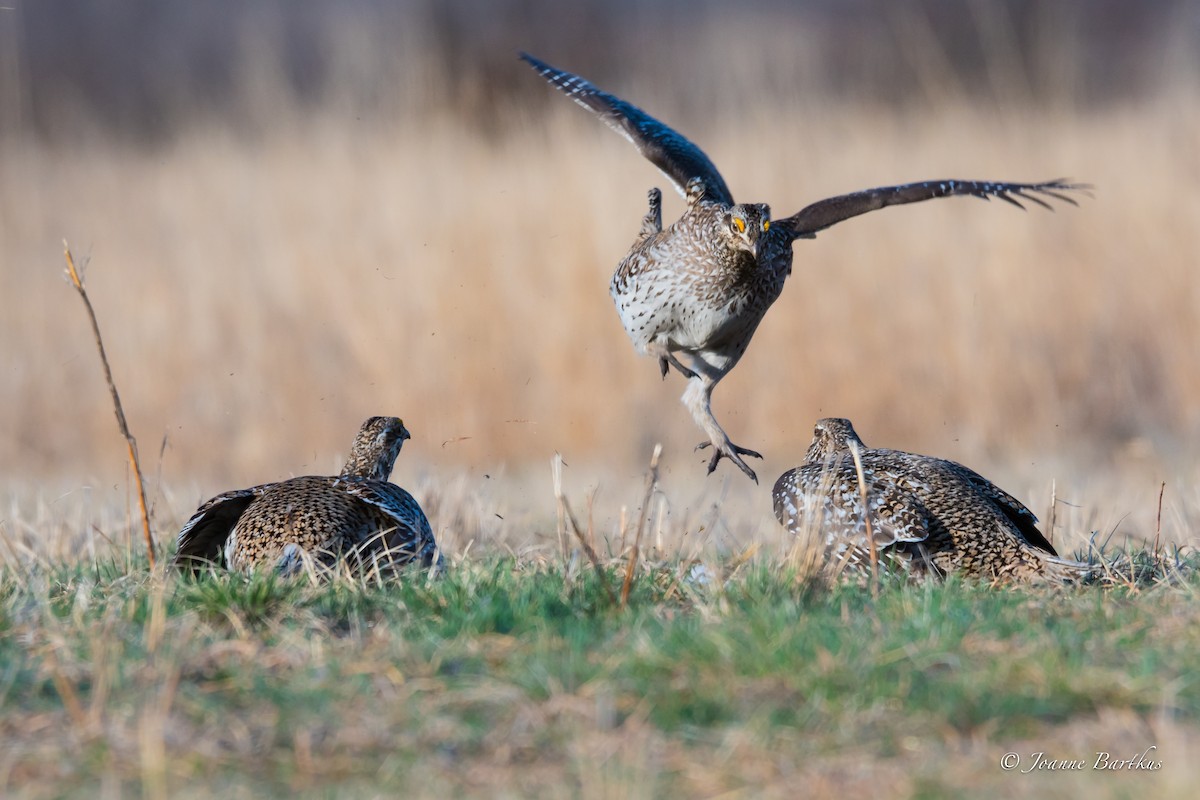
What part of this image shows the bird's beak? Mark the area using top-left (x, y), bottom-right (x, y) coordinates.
top-left (752, 234), bottom-right (769, 259)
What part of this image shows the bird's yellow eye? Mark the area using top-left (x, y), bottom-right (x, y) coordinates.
top-left (733, 218), bottom-right (746, 233)
top-left (762, 220), bottom-right (770, 232)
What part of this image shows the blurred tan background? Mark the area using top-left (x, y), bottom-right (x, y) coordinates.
top-left (1, 0), bottom-right (1198, 546)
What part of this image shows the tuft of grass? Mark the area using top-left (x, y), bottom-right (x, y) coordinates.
top-left (177, 571), bottom-right (305, 630)
top-left (1077, 535), bottom-right (1200, 590)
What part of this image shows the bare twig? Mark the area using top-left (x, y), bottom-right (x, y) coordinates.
top-left (584, 486), bottom-right (601, 556)
top-left (553, 453), bottom-right (567, 564)
top-left (552, 454), bottom-right (617, 605)
top-left (63, 243), bottom-right (155, 567)
top-left (848, 439), bottom-right (879, 597)
top-left (653, 494), bottom-right (667, 558)
top-left (1047, 479), bottom-right (1057, 548)
top-left (621, 444), bottom-right (661, 608)
top-left (1154, 481), bottom-right (1166, 558)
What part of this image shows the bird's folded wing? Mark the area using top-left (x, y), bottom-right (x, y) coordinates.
top-left (174, 484), bottom-right (272, 569)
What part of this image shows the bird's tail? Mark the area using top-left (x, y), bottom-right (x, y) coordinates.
top-left (1035, 551), bottom-right (1095, 583)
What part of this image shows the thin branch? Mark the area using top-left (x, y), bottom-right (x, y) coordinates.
top-left (63, 242), bottom-right (155, 567)
top-left (553, 453), bottom-right (568, 564)
top-left (1154, 481), bottom-right (1166, 559)
top-left (552, 454), bottom-right (617, 605)
top-left (1047, 478), bottom-right (1057, 549)
top-left (848, 439), bottom-right (879, 597)
top-left (621, 443), bottom-right (661, 608)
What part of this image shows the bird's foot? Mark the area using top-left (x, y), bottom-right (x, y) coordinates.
top-left (695, 440), bottom-right (763, 483)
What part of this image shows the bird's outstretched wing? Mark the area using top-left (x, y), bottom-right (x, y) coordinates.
top-left (173, 484), bottom-right (272, 572)
top-left (778, 179), bottom-right (1091, 240)
top-left (520, 52), bottom-right (734, 206)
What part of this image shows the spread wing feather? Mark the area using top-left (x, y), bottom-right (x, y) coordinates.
top-left (521, 53), bottom-right (734, 206)
top-left (778, 179), bottom-right (1091, 240)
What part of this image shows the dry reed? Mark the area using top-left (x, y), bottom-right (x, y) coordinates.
top-left (62, 243), bottom-right (155, 567)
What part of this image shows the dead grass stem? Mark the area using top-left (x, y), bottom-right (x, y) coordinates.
top-left (62, 243), bottom-right (155, 567)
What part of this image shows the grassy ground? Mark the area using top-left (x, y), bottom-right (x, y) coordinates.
top-left (2, 541), bottom-right (1197, 799)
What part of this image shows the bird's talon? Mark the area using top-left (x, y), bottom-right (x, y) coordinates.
top-left (697, 441), bottom-right (760, 482)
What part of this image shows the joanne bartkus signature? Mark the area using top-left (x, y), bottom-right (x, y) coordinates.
top-left (1000, 747), bottom-right (1163, 773)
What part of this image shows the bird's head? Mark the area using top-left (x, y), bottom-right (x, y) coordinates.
top-left (722, 203), bottom-right (772, 257)
top-left (805, 417), bottom-right (865, 463)
top-left (343, 416), bottom-right (411, 481)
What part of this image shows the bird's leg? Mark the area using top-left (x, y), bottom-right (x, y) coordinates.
top-left (648, 339), bottom-right (696, 380)
top-left (664, 353), bottom-right (695, 379)
top-left (681, 375), bottom-right (762, 483)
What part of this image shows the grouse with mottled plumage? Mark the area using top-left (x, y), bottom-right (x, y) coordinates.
top-left (772, 418), bottom-right (1092, 583)
top-left (174, 416), bottom-right (442, 578)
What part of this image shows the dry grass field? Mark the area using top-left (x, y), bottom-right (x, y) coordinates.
top-left (4, 78), bottom-right (1199, 556)
top-left (2, 2), bottom-right (1199, 796)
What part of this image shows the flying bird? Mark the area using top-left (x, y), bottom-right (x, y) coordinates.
top-left (522, 53), bottom-right (1087, 482)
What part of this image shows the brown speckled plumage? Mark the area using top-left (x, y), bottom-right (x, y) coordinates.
top-left (772, 418), bottom-right (1092, 583)
top-left (522, 52), bottom-right (1088, 483)
top-left (174, 417), bottom-right (441, 578)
